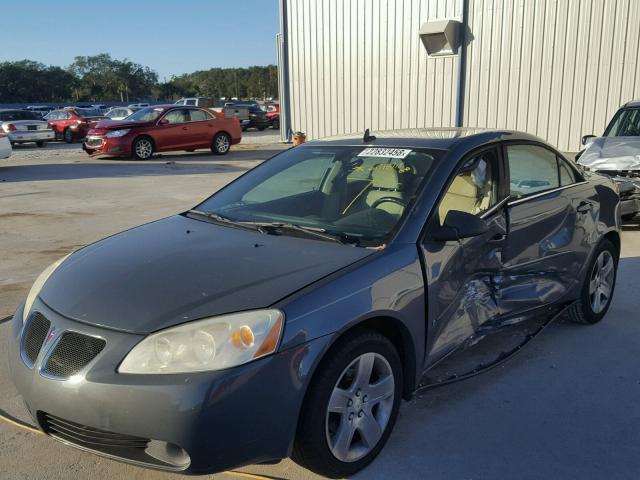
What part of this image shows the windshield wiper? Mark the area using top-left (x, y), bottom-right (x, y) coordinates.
top-left (238, 221), bottom-right (351, 245)
top-left (186, 209), bottom-right (265, 233)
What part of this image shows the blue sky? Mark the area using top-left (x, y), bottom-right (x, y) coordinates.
top-left (4, 0), bottom-right (279, 80)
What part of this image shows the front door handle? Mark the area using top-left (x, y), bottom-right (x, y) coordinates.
top-left (487, 233), bottom-right (506, 243)
top-left (577, 201), bottom-right (592, 214)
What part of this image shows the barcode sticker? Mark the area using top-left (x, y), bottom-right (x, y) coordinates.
top-left (357, 148), bottom-right (412, 159)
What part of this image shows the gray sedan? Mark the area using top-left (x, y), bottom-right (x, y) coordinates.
top-left (8, 129), bottom-right (620, 477)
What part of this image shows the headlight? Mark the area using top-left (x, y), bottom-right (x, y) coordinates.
top-left (118, 309), bottom-right (284, 374)
top-left (23, 254), bottom-right (70, 324)
top-left (105, 129), bottom-right (130, 138)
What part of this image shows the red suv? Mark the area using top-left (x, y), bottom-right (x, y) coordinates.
top-left (263, 103), bottom-right (280, 129)
top-left (44, 108), bottom-right (106, 143)
top-left (83, 105), bottom-right (241, 159)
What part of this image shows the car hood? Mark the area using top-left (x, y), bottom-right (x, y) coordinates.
top-left (39, 215), bottom-right (372, 334)
top-left (578, 137), bottom-right (640, 171)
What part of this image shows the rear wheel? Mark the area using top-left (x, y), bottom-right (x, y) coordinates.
top-left (271, 118), bottom-right (280, 129)
top-left (211, 132), bottom-right (231, 155)
top-left (567, 239), bottom-right (618, 324)
top-left (64, 129), bottom-right (74, 143)
top-left (132, 137), bottom-right (154, 160)
top-left (36, 141), bottom-right (47, 148)
top-left (292, 332), bottom-right (402, 478)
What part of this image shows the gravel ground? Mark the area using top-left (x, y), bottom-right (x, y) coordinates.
top-left (1, 135), bottom-right (639, 480)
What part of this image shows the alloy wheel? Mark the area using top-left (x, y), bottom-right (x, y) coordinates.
top-left (135, 139), bottom-right (153, 159)
top-left (215, 134), bottom-right (230, 153)
top-left (589, 250), bottom-right (614, 314)
top-left (325, 352), bottom-right (395, 463)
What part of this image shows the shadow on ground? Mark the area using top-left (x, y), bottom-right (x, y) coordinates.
top-left (0, 149), bottom-right (283, 183)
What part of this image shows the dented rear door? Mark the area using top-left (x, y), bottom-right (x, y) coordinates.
top-left (498, 143), bottom-right (590, 315)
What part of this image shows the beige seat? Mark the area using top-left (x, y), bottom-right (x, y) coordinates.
top-left (365, 164), bottom-right (406, 216)
top-left (438, 173), bottom-right (491, 223)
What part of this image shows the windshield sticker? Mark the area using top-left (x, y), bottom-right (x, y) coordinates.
top-left (357, 147), bottom-right (412, 159)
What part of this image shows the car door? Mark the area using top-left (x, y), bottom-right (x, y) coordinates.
top-left (155, 109), bottom-right (191, 150)
top-left (498, 142), bottom-right (592, 316)
top-left (188, 108), bottom-right (217, 148)
top-left (421, 147), bottom-right (508, 364)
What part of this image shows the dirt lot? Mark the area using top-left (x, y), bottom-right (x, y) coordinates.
top-left (1, 136), bottom-right (640, 480)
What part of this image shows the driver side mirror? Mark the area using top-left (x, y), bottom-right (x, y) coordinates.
top-left (158, 118), bottom-right (169, 125)
top-left (431, 210), bottom-right (489, 242)
top-left (581, 134), bottom-right (596, 146)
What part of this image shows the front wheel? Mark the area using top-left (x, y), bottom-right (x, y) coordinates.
top-left (64, 129), bottom-right (74, 143)
top-left (211, 132), bottom-right (231, 155)
top-left (36, 141), bottom-right (47, 148)
top-left (132, 137), bottom-right (154, 160)
top-left (292, 331), bottom-right (402, 478)
top-left (567, 239), bottom-right (618, 324)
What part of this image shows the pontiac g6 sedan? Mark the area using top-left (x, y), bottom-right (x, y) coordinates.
top-left (9, 129), bottom-right (620, 478)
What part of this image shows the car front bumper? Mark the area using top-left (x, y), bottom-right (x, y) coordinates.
top-left (83, 135), bottom-right (132, 156)
top-left (8, 130), bottom-right (55, 143)
top-left (8, 300), bottom-right (329, 474)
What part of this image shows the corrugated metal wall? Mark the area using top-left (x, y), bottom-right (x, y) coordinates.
top-left (463, 0), bottom-right (640, 152)
top-left (286, 0), bottom-right (461, 140)
top-left (284, 0), bottom-right (640, 151)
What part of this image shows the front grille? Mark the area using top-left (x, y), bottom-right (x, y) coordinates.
top-left (40, 413), bottom-right (150, 449)
top-left (22, 313), bottom-right (51, 366)
top-left (43, 332), bottom-right (105, 378)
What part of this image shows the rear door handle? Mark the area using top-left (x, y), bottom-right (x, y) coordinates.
top-left (577, 201), bottom-right (592, 214)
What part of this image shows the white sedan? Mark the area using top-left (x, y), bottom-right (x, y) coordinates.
top-left (0, 131), bottom-right (12, 160)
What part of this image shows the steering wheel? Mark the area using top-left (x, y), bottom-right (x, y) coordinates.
top-left (371, 196), bottom-right (408, 209)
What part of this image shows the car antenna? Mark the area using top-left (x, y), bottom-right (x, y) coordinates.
top-left (363, 128), bottom-right (376, 142)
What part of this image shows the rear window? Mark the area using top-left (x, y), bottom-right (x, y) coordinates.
top-left (74, 109), bottom-right (103, 118)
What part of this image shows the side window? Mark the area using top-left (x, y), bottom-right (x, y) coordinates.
top-left (558, 156), bottom-right (579, 186)
top-left (185, 99), bottom-right (197, 106)
top-left (439, 150), bottom-right (498, 223)
top-left (190, 109), bottom-right (212, 121)
top-left (507, 144), bottom-right (559, 199)
top-left (162, 109), bottom-right (189, 124)
top-left (242, 155), bottom-right (335, 203)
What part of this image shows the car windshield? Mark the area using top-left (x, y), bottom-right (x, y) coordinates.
top-left (126, 107), bottom-right (165, 122)
top-left (604, 108), bottom-right (640, 137)
top-left (194, 145), bottom-right (441, 246)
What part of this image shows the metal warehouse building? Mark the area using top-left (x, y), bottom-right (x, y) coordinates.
top-left (277, 0), bottom-right (640, 152)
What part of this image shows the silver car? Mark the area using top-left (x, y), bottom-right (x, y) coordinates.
top-left (578, 100), bottom-right (640, 221)
top-left (0, 109), bottom-right (55, 147)
top-left (104, 107), bottom-right (140, 121)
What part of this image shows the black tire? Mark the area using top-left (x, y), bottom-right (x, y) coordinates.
top-left (258, 126), bottom-right (266, 131)
top-left (271, 118), bottom-right (280, 129)
top-left (36, 141), bottom-right (47, 148)
top-left (567, 239), bottom-right (618, 325)
top-left (622, 213), bottom-right (637, 222)
top-left (132, 136), bottom-right (154, 160)
top-left (241, 126), bottom-right (247, 132)
top-left (292, 331), bottom-right (402, 478)
top-left (211, 132), bottom-right (231, 155)
top-left (64, 129), bottom-right (74, 143)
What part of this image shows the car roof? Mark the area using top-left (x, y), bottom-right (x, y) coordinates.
top-left (304, 128), bottom-right (546, 150)
top-left (622, 99), bottom-right (640, 108)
